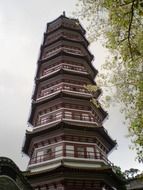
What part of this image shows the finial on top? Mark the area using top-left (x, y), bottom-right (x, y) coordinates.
top-left (63, 11), bottom-right (66, 16)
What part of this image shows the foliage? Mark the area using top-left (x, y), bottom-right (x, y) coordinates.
top-left (112, 165), bottom-right (125, 179)
top-left (75, 0), bottom-right (143, 162)
top-left (123, 168), bottom-right (140, 179)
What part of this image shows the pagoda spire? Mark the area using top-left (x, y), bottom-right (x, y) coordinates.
top-left (63, 11), bottom-right (66, 16)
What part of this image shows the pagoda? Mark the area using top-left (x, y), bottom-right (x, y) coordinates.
top-left (22, 14), bottom-right (125, 190)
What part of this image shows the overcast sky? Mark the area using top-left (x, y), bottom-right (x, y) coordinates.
top-left (0, 0), bottom-right (142, 172)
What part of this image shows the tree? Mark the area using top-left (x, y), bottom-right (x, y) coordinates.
top-left (123, 168), bottom-right (140, 179)
top-left (75, 0), bottom-right (143, 162)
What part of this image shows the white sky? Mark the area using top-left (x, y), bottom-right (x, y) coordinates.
top-left (0, 0), bottom-right (142, 172)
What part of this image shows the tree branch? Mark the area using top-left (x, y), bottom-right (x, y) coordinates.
top-left (127, 0), bottom-right (135, 60)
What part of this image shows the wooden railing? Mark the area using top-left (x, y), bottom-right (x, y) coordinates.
top-left (36, 109), bottom-right (96, 126)
top-left (29, 149), bottom-right (109, 165)
top-left (37, 83), bottom-right (91, 100)
top-left (40, 63), bottom-right (87, 78)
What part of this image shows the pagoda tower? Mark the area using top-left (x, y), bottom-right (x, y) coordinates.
top-left (23, 14), bottom-right (125, 190)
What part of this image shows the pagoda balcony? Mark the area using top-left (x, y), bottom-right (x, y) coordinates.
top-left (29, 149), bottom-right (110, 166)
top-left (35, 109), bottom-right (98, 128)
top-left (40, 63), bottom-right (88, 79)
top-left (36, 83), bottom-right (92, 101)
top-left (42, 46), bottom-right (84, 61)
top-left (45, 30), bottom-right (88, 46)
top-left (40, 64), bottom-right (62, 78)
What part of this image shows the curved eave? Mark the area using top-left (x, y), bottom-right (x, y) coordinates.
top-left (22, 121), bottom-right (116, 155)
top-left (27, 163), bottom-right (113, 177)
top-left (29, 92), bottom-right (103, 126)
top-left (38, 68), bottom-right (95, 82)
top-left (35, 64), bottom-right (97, 87)
top-left (92, 88), bottom-right (102, 99)
top-left (38, 49), bottom-right (92, 65)
top-left (44, 33), bottom-right (89, 48)
top-left (46, 15), bottom-right (86, 35)
top-left (29, 91), bottom-right (92, 123)
top-left (97, 126), bottom-right (117, 151)
top-left (33, 90), bottom-right (92, 104)
top-left (22, 122), bottom-right (64, 155)
top-left (32, 69), bottom-right (95, 100)
top-left (99, 106), bottom-right (108, 119)
top-left (63, 122), bottom-right (117, 151)
top-left (36, 51), bottom-right (97, 77)
top-left (39, 45), bottom-right (93, 64)
top-left (91, 101), bottom-right (108, 121)
top-left (26, 164), bottom-right (126, 189)
top-left (98, 106), bottom-right (108, 120)
top-left (43, 37), bottom-right (89, 54)
top-left (46, 24), bottom-right (86, 40)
